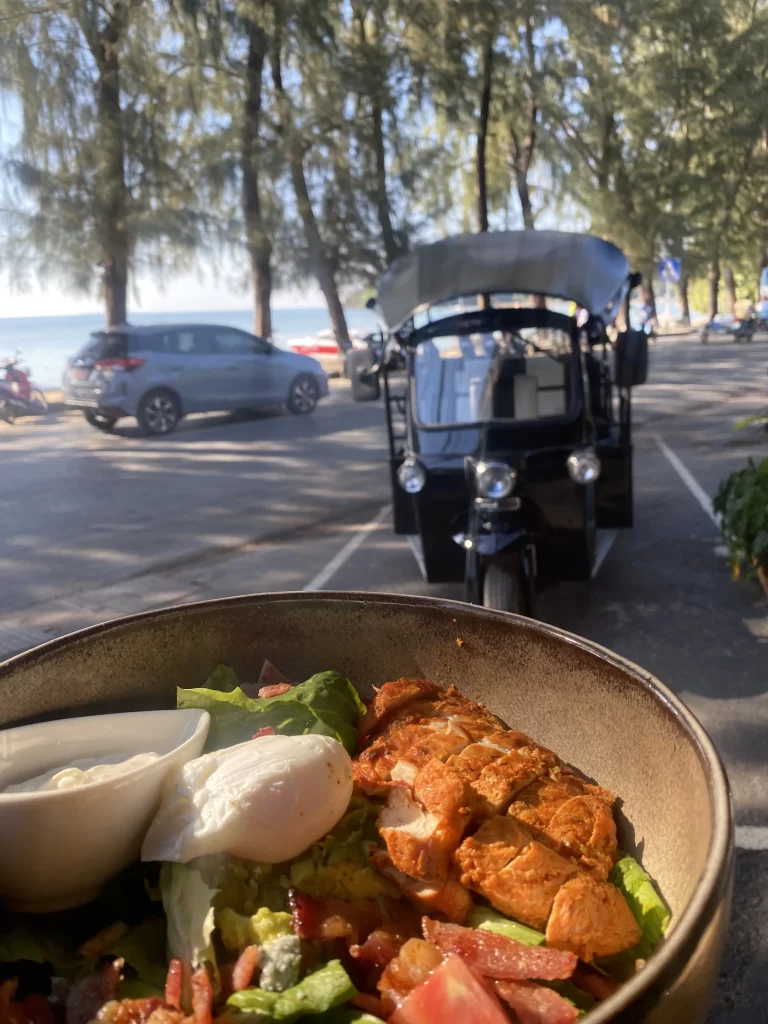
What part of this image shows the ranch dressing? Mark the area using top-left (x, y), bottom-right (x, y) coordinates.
top-left (4, 752), bottom-right (160, 793)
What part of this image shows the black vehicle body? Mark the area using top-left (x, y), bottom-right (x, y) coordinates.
top-left (375, 230), bottom-right (648, 613)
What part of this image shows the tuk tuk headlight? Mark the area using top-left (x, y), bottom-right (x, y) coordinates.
top-left (567, 447), bottom-right (601, 484)
top-left (397, 456), bottom-right (427, 494)
top-left (475, 461), bottom-right (516, 499)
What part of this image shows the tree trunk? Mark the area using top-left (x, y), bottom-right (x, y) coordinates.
top-left (641, 275), bottom-right (657, 318)
top-left (723, 267), bottom-right (737, 315)
top-left (242, 18), bottom-right (272, 339)
top-left (271, 37), bottom-right (351, 351)
top-left (509, 17), bottom-right (537, 232)
top-left (708, 255), bottom-right (720, 320)
top-left (476, 32), bottom-right (493, 233)
top-left (679, 273), bottom-right (690, 324)
top-left (372, 100), bottom-right (399, 264)
top-left (95, 22), bottom-right (129, 327)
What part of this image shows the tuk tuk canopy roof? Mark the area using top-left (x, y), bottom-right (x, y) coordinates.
top-left (377, 230), bottom-right (631, 329)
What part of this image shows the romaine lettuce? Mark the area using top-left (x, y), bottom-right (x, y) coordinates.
top-left (226, 960), bottom-right (357, 1022)
top-left (160, 862), bottom-right (218, 981)
top-left (178, 671), bottom-right (365, 753)
top-left (468, 906), bottom-right (546, 946)
top-left (609, 855), bottom-right (670, 957)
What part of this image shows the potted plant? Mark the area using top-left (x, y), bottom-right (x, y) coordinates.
top-left (713, 456), bottom-right (768, 597)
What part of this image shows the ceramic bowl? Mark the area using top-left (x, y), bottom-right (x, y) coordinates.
top-left (0, 592), bottom-right (732, 1022)
top-left (0, 708), bottom-right (209, 912)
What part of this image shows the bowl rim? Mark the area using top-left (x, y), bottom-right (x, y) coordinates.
top-left (0, 708), bottom-right (210, 802)
top-left (0, 590), bottom-right (733, 1020)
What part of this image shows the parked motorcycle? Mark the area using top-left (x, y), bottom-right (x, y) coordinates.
top-left (0, 352), bottom-right (48, 424)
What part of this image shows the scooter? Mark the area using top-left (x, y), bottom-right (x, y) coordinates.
top-left (0, 352), bottom-right (48, 424)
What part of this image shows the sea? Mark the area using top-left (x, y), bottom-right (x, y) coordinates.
top-left (0, 308), bottom-right (380, 389)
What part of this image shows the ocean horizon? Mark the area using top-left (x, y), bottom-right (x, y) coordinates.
top-left (0, 307), bottom-right (380, 388)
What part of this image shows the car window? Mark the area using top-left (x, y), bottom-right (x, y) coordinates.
top-left (155, 328), bottom-right (216, 355)
top-left (128, 332), bottom-right (167, 355)
top-left (213, 329), bottom-right (259, 356)
top-left (73, 332), bottom-right (128, 364)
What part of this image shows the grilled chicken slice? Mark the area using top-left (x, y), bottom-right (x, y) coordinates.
top-left (545, 874), bottom-right (642, 961)
top-left (370, 850), bottom-right (474, 923)
top-left (379, 759), bottom-right (473, 880)
top-left (454, 814), bottom-right (533, 880)
top-left (457, 817), bottom-right (580, 931)
top-left (546, 795), bottom-right (618, 880)
top-left (509, 775), bottom-right (618, 878)
top-left (472, 748), bottom-right (560, 816)
top-left (359, 679), bottom-right (442, 740)
top-left (354, 718), bottom-right (474, 794)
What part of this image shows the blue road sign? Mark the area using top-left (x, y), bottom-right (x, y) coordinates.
top-left (658, 258), bottom-right (681, 283)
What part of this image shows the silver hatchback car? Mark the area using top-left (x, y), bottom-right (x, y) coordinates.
top-left (63, 323), bottom-right (330, 435)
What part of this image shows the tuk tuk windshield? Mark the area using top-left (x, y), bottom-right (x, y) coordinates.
top-left (413, 327), bottom-right (574, 428)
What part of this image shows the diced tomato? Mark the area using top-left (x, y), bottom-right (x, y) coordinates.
top-left (389, 954), bottom-right (510, 1024)
top-left (252, 727), bottom-right (276, 739)
top-left (257, 684), bottom-right (293, 698)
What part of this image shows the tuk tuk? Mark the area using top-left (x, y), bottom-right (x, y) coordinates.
top-left (372, 230), bottom-right (649, 614)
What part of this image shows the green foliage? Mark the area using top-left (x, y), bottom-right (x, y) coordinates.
top-left (713, 458), bottom-right (768, 579)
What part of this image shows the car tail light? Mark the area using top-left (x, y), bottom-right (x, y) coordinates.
top-left (93, 358), bottom-right (146, 372)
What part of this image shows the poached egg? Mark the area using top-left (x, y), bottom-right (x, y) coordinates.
top-left (141, 733), bottom-right (353, 864)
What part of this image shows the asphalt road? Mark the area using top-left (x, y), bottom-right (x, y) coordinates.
top-left (1, 331), bottom-right (767, 1020)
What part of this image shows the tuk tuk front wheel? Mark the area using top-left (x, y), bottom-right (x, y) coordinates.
top-left (482, 560), bottom-right (531, 616)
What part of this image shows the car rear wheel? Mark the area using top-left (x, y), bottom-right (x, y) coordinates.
top-left (287, 374), bottom-right (319, 415)
top-left (138, 390), bottom-right (181, 435)
top-left (84, 410), bottom-right (117, 432)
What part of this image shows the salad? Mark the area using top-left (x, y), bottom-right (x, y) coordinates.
top-left (0, 667), bottom-right (668, 1024)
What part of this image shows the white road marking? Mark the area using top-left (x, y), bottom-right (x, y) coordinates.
top-left (408, 536), bottom-right (428, 580)
top-left (735, 826), bottom-right (768, 851)
top-left (303, 504), bottom-right (391, 591)
top-left (592, 529), bottom-right (618, 578)
top-left (652, 434), bottom-right (720, 527)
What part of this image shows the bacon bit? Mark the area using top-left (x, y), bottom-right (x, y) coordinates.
top-left (288, 890), bottom-right (381, 944)
top-left (66, 959), bottom-right (124, 1024)
top-left (350, 930), bottom-right (404, 968)
top-left (257, 683), bottom-right (293, 698)
top-left (571, 966), bottom-right (620, 1002)
top-left (349, 994), bottom-right (387, 1018)
top-left (422, 919), bottom-right (577, 981)
top-left (164, 961), bottom-right (183, 1010)
top-left (252, 726), bottom-right (276, 739)
top-left (189, 967), bottom-right (212, 1024)
top-left (456, 637), bottom-right (464, 648)
top-left (495, 979), bottom-right (579, 1024)
top-left (231, 946), bottom-right (260, 993)
top-left (78, 922), bottom-right (130, 959)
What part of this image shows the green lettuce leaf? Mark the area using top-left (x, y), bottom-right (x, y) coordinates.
top-left (226, 960), bottom-right (356, 1022)
top-left (0, 928), bottom-right (52, 965)
top-left (289, 798), bottom-right (397, 901)
top-left (204, 664), bottom-right (241, 693)
top-left (110, 916), bottom-right (168, 991)
top-left (609, 855), bottom-right (670, 958)
top-left (305, 1012), bottom-right (384, 1024)
top-left (178, 671), bottom-right (365, 753)
top-left (160, 862), bottom-right (218, 974)
top-left (468, 906), bottom-right (546, 946)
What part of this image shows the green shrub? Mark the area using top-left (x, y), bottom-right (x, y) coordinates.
top-left (713, 458), bottom-right (768, 580)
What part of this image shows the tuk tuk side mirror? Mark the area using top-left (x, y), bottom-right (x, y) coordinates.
top-left (365, 297), bottom-right (377, 310)
top-left (614, 328), bottom-right (648, 387)
top-left (629, 271), bottom-right (643, 291)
